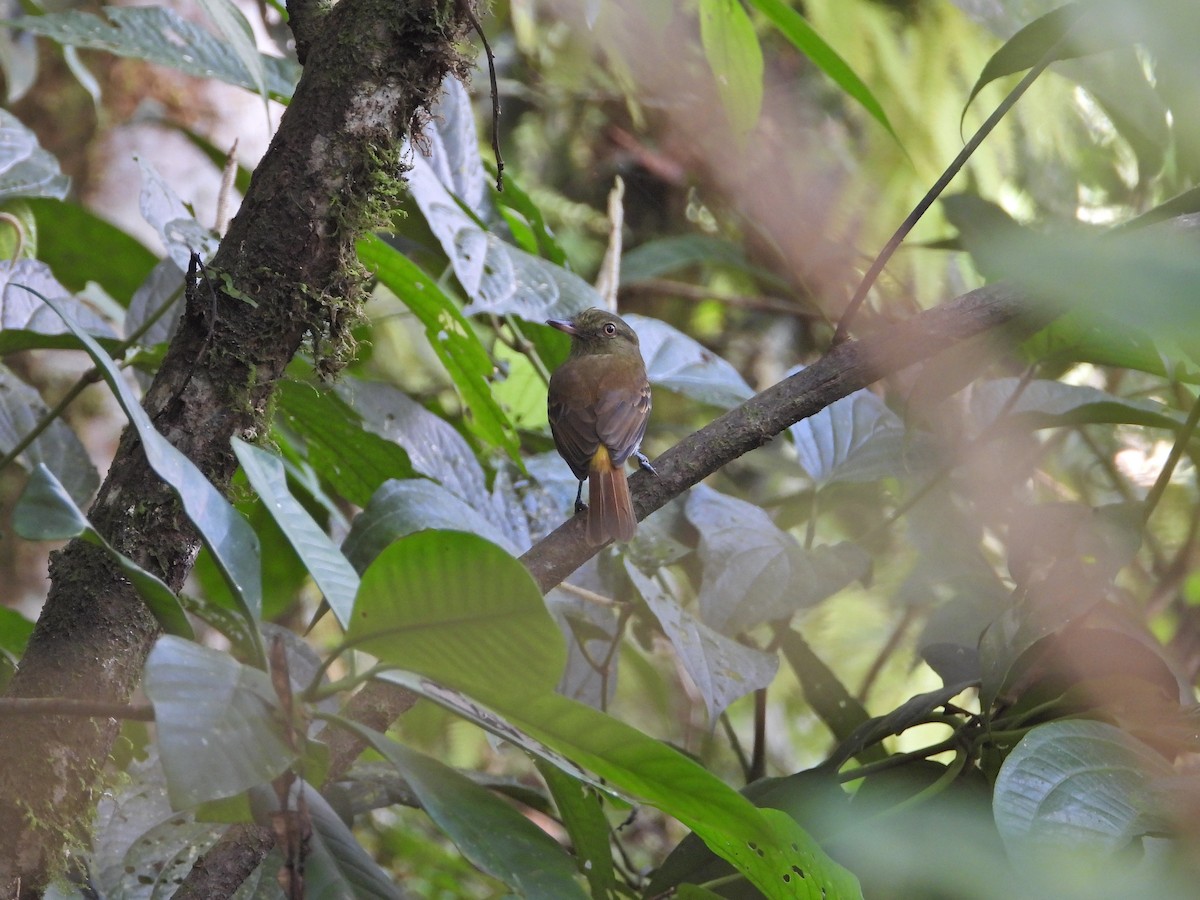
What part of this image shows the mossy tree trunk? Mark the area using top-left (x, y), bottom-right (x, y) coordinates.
top-left (0, 1), bottom-right (470, 894)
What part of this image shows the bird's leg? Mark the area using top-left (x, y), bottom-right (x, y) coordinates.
top-left (574, 479), bottom-right (587, 514)
top-left (635, 451), bottom-right (657, 475)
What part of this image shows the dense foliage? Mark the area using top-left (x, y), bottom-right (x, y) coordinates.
top-left (2, 0), bottom-right (1200, 897)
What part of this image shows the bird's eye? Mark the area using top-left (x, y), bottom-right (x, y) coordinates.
top-left (604, 323), bottom-right (617, 335)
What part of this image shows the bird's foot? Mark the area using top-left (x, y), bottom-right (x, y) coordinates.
top-left (635, 452), bottom-right (657, 475)
top-left (574, 500), bottom-right (589, 515)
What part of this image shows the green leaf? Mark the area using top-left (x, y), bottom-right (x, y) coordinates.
top-left (276, 379), bottom-right (414, 508)
top-left (232, 439), bottom-right (360, 628)
top-left (348, 530), bottom-right (564, 700)
top-left (25, 198), bottom-right (157, 304)
top-left (342, 479), bottom-right (519, 572)
top-left (538, 762), bottom-right (617, 899)
top-left (357, 235), bottom-right (521, 463)
top-left (144, 636), bottom-right (295, 808)
top-left (0, 607), bottom-right (34, 657)
top-left (0, 110), bottom-right (69, 200)
top-left (17, 284), bottom-right (264, 642)
top-left (0, 259), bottom-right (116, 343)
top-left (487, 166), bottom-right (568, 267)
top-left (969, 378), bottom-right (1183, 432)
top-left (7, 6), bottom-right (299, 101)
top-left (619, 234), bottom-right (758, 285)
top-left (342, 724), bottom-right (587, 899)
top-left (0, 361), bottom-right (98, 505)
top-left (993, 720), bottom-right (1173, 857)
top-left (14, 465), bottom-right (193, 638)
top-left (626, 562), bottom-right (779, 722)
top-left (699, 0), bottom-right (764, 138)
top-left (747, 0), bottom-right (899, 143)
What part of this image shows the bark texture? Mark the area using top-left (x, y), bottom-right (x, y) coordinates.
top-left (0, 0), bottom-right (470, 893)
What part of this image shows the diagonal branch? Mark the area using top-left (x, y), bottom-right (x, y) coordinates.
top-left (522, 281), bottom-right (1044, 591)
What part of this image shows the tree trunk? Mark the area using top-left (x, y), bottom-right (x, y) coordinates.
top-left (0, 1), bottom-right (470, 893)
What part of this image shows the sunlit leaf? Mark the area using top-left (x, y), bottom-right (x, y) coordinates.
top-left (698, 0), bottom-right (764, 138)
top-left (629, 314), bottom-right (753, 408)
top-left (357, 235), bottom-right (521, 462)
top-left (748, 0), bottom-right (899, 143)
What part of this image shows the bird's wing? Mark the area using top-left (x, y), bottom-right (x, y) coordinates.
top-left (548, 370), bottom-right (600, 480)
top-left (596, 380), bottom-right (651, 466)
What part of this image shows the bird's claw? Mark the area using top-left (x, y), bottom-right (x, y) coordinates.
top-left (574, 500), bottom-right (588, 515)
top-left (635, 451), bottom-right (657, 475)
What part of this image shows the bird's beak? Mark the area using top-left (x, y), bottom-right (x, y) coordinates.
top-left (547, 318), bottom-right (577, 335)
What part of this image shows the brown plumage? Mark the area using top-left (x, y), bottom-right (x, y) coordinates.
top-left (546, 308), bottom-right (652, 545)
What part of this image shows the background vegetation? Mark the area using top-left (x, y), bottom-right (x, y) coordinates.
top-left (1, 0), bottom-right (1199, 897)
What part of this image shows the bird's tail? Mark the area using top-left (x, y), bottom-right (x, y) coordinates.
top-left (588, 447), bottom-right (636, 545)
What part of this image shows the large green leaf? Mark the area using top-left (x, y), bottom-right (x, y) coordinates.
top-left (6, 6), bottom-right (299, 101)
top-left (994, 720), bottom-right (1173, 856)
top-left (349, 531), bottom-right (857, 898)
top-left (357, 235), bottom-right (521, 463)
top-left (629, 314), bottom-right (753, 409)
top-left (344, 724), bottom-right (587, 899)
top-left (21, 285), bottom-right (263, 637)
top-left (14, 465), bottom-right (192, 638)
top-left (699, 0), bottom-right (764, 138)
top-left (233, 439), bottom-right (360, 628)
top-left (538, 762), bottom-right (618, 899)
top-left (348, 530), bottom-right (564, 700)
top-left (144, 637), bottom-right (294, 809)
top-left (748, 0), bottom-right (899, 142)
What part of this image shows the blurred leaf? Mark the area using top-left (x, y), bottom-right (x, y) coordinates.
top-left (0, 30), bottom-right (38, 105)
top-left (14, 465), bottom-right (193, 638)
top-left (790, 380), bottom-right (935, 485)
top-left (488, 166), bottom-right (568, 267)
top-left (620, 234), bottom-right (753, 285)
top-left (0, 109), bottom-right (69, 200)
top-left (699, 0), bottom-right (764, 138)
top-left (0, 607), bottom-right (33, 658)
top-left (778, 631), bottom-right (883, 764)
top-left (538, 762), bottom-right (617, 899)
top-left (233, 440), bottom-right (360, 628)
top-left (124, 258), bottom-right (185, 357)
top-left (629, 314), bottom-right (753, 409)
top-left (828, 680), bottom-right (976, 770)
top-left (748, 0), bottom-right (899, 143)
top-left (344, 725), bottom-right (588, 899)
top-left (342, 478), bottom-right (520, 571)
top-left (626, 563), bottom-right (779, 723)
top-left (24, 285), bottom-right (263, 639)
top-left (993, 720), bottom-right (1173, 858)
top-left (145, 637), bottom-right (294, 809)
top-left (1021, 308), bottom-right (1181, 379)
top-left (276, 380), bottom-right (413, 508)
top-left (0, 362), bottom-right (98, 504)
top-left (968, 377), bottom-right (1183, 432)
top-left (25, 198), bottom-right (158, 305)
top-left (357, 235), bottom-right (521, 463)
top-left (962, 0), bottom-right (1137, 118)
top-left (7, 6), bottom-right (299, 100)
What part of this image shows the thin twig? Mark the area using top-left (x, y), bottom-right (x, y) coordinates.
top-left (856, 605), bottom-right (916, 704)
top-left (1143, 388), bottom-right (1200, 525)
top-left (462, 1), bottom-right (503, 191)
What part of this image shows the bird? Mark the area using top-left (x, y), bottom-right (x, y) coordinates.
top-left (546, 308), bottom-right (654, 545)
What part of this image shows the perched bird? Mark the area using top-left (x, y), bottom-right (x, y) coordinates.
top-left (547, 308), bottom-right (653, 545)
